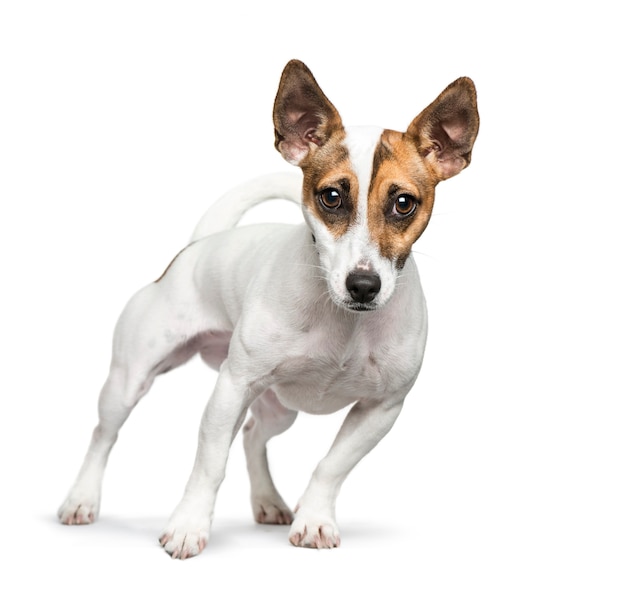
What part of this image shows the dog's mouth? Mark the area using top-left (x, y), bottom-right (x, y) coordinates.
top-left (341, 300), bottom-right (379, 313)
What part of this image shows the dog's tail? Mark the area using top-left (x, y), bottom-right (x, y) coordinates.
top-left (190, 172), bottom-right (302, 242)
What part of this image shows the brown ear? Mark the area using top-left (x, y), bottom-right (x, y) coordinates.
top-left (407, 77), bottom-right (479, 181)
top-left (273, 60), bottom-right (344, 165)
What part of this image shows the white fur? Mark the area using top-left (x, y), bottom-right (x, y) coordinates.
top-left (191, 172), bottom-right (302, 241)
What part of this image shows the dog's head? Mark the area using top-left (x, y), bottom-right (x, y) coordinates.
top-left (273, 60), bottom-right (479, 312)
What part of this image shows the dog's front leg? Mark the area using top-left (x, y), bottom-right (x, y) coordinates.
top-left (159, 362), bottom-right (254, 559)
top-left (289, 398), bottom-right (404, 549)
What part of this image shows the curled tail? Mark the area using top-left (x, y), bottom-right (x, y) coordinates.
top-left (190, 172), bottom-right (302, 242)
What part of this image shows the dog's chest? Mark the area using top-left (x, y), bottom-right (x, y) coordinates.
top-left (269, 323), bottom-right (410, 414)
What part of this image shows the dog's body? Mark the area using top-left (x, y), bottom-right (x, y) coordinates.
top-left (58, 61), bottom-right (479, 558)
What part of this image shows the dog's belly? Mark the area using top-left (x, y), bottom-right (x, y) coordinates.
top-left (270, 353), bottom-right (390, 415)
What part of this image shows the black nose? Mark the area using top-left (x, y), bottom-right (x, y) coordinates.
top-left (346, 272), bottom-right (381, 304)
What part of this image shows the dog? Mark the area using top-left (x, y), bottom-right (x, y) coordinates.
top-left (58, 60), bottom-right (479, 558)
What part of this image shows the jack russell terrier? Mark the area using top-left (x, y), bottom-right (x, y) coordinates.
top-left (58, 60), bottom-right (479, 558)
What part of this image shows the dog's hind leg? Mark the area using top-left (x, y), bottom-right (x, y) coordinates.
top-left (57, 361), bottom-right (156, 525)
top-left (58, 282), bottom-right (196, 526)
top-left (243, 389), bottom-right (297, 525)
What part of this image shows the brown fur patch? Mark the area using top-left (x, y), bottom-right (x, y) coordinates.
top-left (273, 60), bottom-right (344, 166)
top-left (367, 130), bottom-right (437, 267)
top-left (406, 76), bottom-right (480, 181)
top-left (300, 129), bottom-right (360, 238)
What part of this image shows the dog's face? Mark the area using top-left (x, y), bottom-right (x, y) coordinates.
top-left (273, 60), bottom-right (479, 312)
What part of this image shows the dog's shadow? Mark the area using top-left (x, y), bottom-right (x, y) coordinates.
top-left (47, 513), bottom-right (399, 554)
top-left (48, 513), bottom-right (291, 554)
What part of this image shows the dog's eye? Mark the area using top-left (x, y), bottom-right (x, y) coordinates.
top-left (318, 188), bottom-right (342, 210)
top-left (392, 195), bottom-right (418, 217)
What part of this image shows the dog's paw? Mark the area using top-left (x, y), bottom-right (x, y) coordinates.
top-left (159, 492), bottom-right (216, 559)
top-left (57, 496), bottom-right (99, 525)
top-left (159, 505), bottom-right (211, 560)
top-left (288, 512), bottom-right (341, 549)
top-left (252, 496), bottom-right (294, 525)
top-left (159, 529), bottom-right (209, 560)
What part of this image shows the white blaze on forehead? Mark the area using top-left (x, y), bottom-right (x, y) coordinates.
top-left (343, 126), bottom-right (384, 221)
top-left (308, 125), bottom-right (400, 310)
top-left (338, 126), bottom-right (398, 309)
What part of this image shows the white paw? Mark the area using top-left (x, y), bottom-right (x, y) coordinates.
top-left (288, 511), bottom-right (341, 549)
top-left (58, 495), bottom-right (99, 525)
top-left (251, 495), bottom-right (294, 525)
top-left (159, 503), bottom-right (211, 560)
top-left (159, 529), bottom-right (209, 560)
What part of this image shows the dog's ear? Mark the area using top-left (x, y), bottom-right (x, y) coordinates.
top-left (407, 77), bottom-right (479, 181)
top-left (273, 60), bottom-right (344, 165)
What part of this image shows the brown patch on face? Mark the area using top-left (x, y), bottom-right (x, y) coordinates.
top-left (367, 130), bottom-right (438, 267)
top-left (299, 129), bottom-right (360, 238)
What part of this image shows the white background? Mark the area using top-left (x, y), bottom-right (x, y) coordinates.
top-left (1, 1), bottom-right (624, 590)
